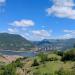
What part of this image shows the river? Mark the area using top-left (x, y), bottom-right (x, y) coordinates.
top-left (0, 50), bottom-right (37, 57)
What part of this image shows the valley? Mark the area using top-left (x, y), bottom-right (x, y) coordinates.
top-left (1, 0), bottom-right (75, 74)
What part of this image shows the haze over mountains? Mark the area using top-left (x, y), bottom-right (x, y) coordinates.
top-left (33, 39), bottom-right (75, 51)
top-left (0, 33), bottom-right (75, 51)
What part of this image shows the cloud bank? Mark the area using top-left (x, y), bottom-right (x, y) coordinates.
top-left (46, 0), bottom-right (75, 19)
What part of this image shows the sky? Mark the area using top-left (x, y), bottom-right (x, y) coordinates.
top-left (0, 0), bottom-right (75, 41)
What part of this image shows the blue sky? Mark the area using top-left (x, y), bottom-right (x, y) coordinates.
top-left (0, 0), bottom-right (75, 41)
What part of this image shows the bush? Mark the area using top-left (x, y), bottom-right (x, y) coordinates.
top-left (3, 64), bottom-right (16, 75)
top-left (14, 59), bottom-right (24, 68)
top-left (38, 52), bottom-right (48, 63)
top-left (48, 57), bottom-right (58, 61)
top-left (32, 59), bottom-right (39, 66)
top-left (11, 58), bottom-right (24, 68)
top-left (0, 58), bottom-right (24, 75)
top-left (55, 51), bottom-right (64, 56)
top-left (62, 48), bottom-right (75, 61)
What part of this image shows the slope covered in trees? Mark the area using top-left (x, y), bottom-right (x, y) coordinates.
top-left (0, 33), bottom-right (35, 50)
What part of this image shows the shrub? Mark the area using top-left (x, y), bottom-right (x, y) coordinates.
top-left (48, 57), bottom-right (58, 61)
top-left (3, 64), bottom-right (16, 75)
top-left (55, 51), bottom-right (64, 56)
top-left (0, 58), bottom-right (24, 75)
top-left (62, 48), bottom-right (75, 61)
top-left (12, 58), bottom-right (24, 68)
top-left (32, 59), bottom-right (39, 66)
top-left (38, 52), bottom-right (48, 63)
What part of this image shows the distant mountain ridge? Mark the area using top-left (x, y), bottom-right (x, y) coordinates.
top-left (0, 33), bottom-right (75, 51)
top-left (0, 33), bottom-right (35, 50)
top-left (33, 38), bottom-right (75, 51)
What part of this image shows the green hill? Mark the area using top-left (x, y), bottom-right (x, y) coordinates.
top-left (0, 33), bottom-right (35, 51)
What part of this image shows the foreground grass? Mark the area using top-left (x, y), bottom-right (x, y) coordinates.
top-left (32, 61), bottom-right (75, 74)
top-left (0, 51), bottom-right (75, 75)
top-left (29, 53), bottom-right (75, 75)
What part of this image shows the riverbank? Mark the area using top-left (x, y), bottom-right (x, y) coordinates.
top-left (0, 55), bottom-right (23, 63)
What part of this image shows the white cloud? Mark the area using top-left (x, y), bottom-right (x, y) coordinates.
top-left (64, 29), bottom-right (75, 34)
top-left (0, 0), bottom-right (6, 13)
top-left (9, 19), bottom-right (35, 27)
top-left (46, 0), bottom-right (75, 19)
top-left (32, 29), bottom-right (52, 40)
top-left (8, 28), bottom-right (17, 33)
top-left (61, 29), bottom-right (75, 39)
top-left (0, 0), bottom-right (6, 6)
top-left (62, 34), bottom-right (73, 39)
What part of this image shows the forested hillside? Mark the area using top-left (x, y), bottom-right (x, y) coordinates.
top-left (0, 33), bottom-right (35, 50)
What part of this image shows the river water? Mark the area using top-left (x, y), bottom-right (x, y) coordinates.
top-left (0, 50), bottom-right (37, 57)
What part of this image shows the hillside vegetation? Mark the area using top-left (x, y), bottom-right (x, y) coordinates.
top-left (0, 33), bottom-right (35, 50)
top-left (0, 48), bottom-right (75, 75)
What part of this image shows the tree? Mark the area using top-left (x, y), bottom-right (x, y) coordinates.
top-left (62, 48), bottom-right (75, 61)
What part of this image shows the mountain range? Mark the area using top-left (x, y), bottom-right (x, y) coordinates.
top-left (0, 33), bottom-right (35, 51)
top-left (0, 33), bottom-right (75, 51)
top-left (33, 39), bottom-right (75, 51)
